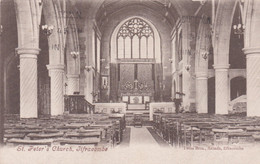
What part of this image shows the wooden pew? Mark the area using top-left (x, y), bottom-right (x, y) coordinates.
top-left (65, 131), bottom-right (101, 138)
top-left (54, 138), bottom-right (100, 146)
top-left (6, 138), bottom-right (53, 146)
top-left (27, 132), bottom-right (64, 140)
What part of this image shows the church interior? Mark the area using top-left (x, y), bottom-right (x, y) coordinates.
top-left (1, 0), bottom-right (260, 149)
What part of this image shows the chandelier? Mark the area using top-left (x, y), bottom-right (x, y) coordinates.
top-left (233, 24), bottom-right (245, 35)
top-left (70, 51), bottom-right (79, 59)
top-left (233, 5), bottom-right (245, 35)
top-left (41, 24), bottom-right (54, 37)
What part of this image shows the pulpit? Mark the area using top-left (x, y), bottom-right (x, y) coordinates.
top-left (64, 95), bottom-right (95, 114)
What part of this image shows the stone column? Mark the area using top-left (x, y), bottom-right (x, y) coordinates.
top-left (16, 48), bottom-right (40, 118)
top-left (84, 66), bottom-right (93, 103)
top-left (243, 48), bottom-right (260, 116)
top-left (47, 64), bottom-right (64, 116)
top-left (67, 74), bottom-right (80, 95)
top-left (214, 65), bottom-right (229, 114)
top-left (242, 0), bottom-right (260, 116)
top-left (181, 21), bottom-right (191, 111)
top-left (196, 73), bottom-right (208, 113)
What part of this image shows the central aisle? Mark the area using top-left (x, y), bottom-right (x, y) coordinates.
top-left (129, 126), bottom-right (159, 147)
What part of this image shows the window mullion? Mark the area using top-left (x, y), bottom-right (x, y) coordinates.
top-left (124, 38), bottom-right (126, 58)
top-left (153, 36), bottom-right (155, 59)
top-left (146, 37), bottom-right (148, 58)
top-left (131, 37), bottom-right (133, 59)
top-left (116, 37), bottom-right (118, 59)
top-left (139, 37), bottom-right (141, 59)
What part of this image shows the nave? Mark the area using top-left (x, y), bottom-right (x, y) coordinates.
top-left (3, 112), bottom-right (260, 149)
top-left (2, 112), bottom-right (260, 164)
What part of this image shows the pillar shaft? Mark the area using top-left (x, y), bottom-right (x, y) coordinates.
top-left (84, 66), bottom-right (93, 103)
top-left (196, 73), bottom-right (208, 113)
top-left (67, 74), bottom-right (80, 95)
top-left (47, 65), bottom-right (64, 116)
top-left (214, 65), bottom-right (229, 114)
top-left (243, 48), bottom-right (260, 116)
top-left (17, 48), bottom-right (40, 118)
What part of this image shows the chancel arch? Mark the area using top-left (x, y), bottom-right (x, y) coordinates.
top-left (99, 4), bottom-right (172, 103)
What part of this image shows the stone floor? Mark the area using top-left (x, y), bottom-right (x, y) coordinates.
top-left (129, 126), bottom-right (159, 147)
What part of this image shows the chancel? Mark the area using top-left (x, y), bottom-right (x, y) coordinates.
top-left (1, 0), bottom-right (260, 150)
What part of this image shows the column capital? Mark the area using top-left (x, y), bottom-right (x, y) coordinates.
top-left (243, 47), bottom-right (260, 56)
top-left (213, 64), bottom-right (230, 70)
top-left (67, 74), bottom-right (80, 78)
top-left (16, 48), bottom-right (41, 59)
top-left (47, 64), bottom-right (65, 71)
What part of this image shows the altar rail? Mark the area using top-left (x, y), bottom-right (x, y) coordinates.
top-left (94, 103), bottom-right (127, 114)
top-left (64, 95), bottom-right (95, 114)
top-left (149, 102), bottom-right (175, 121)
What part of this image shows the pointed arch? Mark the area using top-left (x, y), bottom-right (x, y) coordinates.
top-left (213, 0), bottom-right (238, 65)
top-left (111, 16), bottom-right (161, 63)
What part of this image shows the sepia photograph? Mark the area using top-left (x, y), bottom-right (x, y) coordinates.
top-left (1, 0), bottom-right (260, 163)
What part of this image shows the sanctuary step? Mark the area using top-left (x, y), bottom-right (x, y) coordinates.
top-left (127, 104), bottom-right (146, 110)
top-left (126, 110), bottom-right (149, 114)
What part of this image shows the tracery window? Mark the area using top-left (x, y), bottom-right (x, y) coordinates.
top-left (117, 18), bottom-right (155, 59)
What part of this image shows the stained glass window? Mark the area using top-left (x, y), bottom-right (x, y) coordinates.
top-left (117, 18), bottom-right (154, 59)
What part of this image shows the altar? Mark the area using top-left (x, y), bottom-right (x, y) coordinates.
top-left (117, 63), bottom-right (155, 104)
